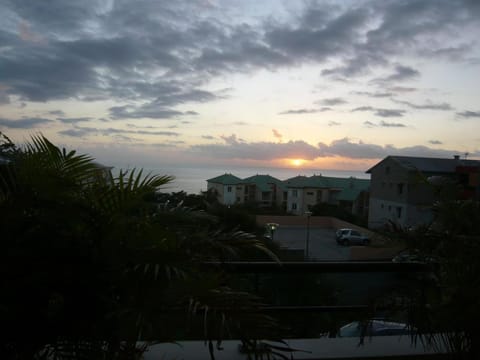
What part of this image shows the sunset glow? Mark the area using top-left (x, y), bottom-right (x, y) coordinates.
top-left (291, 159), bottom-right (305, 167)
top-left (0, 0), bottom-right (479, 172)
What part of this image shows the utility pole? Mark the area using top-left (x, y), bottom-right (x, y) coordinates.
top-left (304, 211), bottom-right (312, 260)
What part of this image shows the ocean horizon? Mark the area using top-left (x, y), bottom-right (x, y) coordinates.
top-left (110, 164), bottom-right (370, 195)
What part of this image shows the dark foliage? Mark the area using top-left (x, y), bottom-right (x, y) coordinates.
top-left (0, 134), bottom-right (283, 359)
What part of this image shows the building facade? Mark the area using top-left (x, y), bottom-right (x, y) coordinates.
top-left (367, 155), bottom-right (480, 229)
top-left (285, 175), bottom-right (370, 216)
top-left (241, 174), bottom-right (287, 207)
top-left (206, 173), bottom-right (243, 205)
top-left (207, 173), bottom-right (370, 215)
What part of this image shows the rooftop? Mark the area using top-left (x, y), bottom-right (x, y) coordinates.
top-left (206, 173), bottom-right (243, 185)
top-left (367, 155), bottom-right (480, 174)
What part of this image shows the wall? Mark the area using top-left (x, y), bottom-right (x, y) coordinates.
top-left (368, 158), bottom-right (409, 229)
top-left (223, 184), bottom-right (237, 205)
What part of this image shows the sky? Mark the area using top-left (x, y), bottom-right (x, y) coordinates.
top-left (1, 0), bottom-right (480, 171)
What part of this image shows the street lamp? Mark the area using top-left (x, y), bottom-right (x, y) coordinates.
top-left (266, 222), bottom-right (279, 241)
top-left (304, 211), bottom-right (312, 260)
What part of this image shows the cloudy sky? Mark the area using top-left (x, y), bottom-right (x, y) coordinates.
top-left (1, 0), bottom-right (479, 171)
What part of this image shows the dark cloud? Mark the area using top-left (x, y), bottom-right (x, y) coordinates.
top-left (363, 120), bottom-right (406, 127)
top-left (0, 88), bottom-right (10, 104)
top-left (317, 138), bottom-right (471, 159)
top-left (373, 65), bottom-right (420, 84)
top-left (58, 128), bottom-right (92, 138)
top-left (379, 120), bottom-right (406, 127)
top-left (0, 0), bottom-right (478, 108)
top-left (0, 117), bottom-right (52, 128)
top-left (352, 106), bottom-right (406, 117)
top-left (392, 99), bottom-right (453, 111)
top-left (376, 109), bottom-right (406, 117)
top-left (201, 135), bottom-right (215, 140)
top-left (388, 65), bottom-right (420, 81)
top-left (109, 104), bottom-right (196, 120)
top-left (353, 106), bottom-right (375, 112)
top-left (364, 0), bottom-right (477, 59)
top-left (59, 126), bottom-right (180, 138)
top-left (420, 44), bottom-right (472, 61)
top-left (351, 91), bottom-right (392, 98)
top-left (272, 129), bottom-right (283, 142)
top-left (192, 138), bottom-right (320, 161)
top-left (456, 110), bottom-right (480, 118)
top-left (219, 134), bottom-right (245, 145)
top-left (317, 97), bottom-right (347, 106)
top-left (192, 136), bottom-right (472, 161)
top-left (57, 117), bottom-right (92, 124)
top-left (328, 121), bottom-right (341, 126)
top-left (266, 7), bottom-right (370, 62)
top-left (126, 124), bottom-right (160, 129)
top-left (279, 108), bottom-right (329, 115)
top-left (48, 110), bottom-right (66, 116)
top-left (388, 86), bottom-right (417, 93)
top-left (429, 140), bottom-right (443, 145)
top-left (0, 95), bottom-right (9, 105)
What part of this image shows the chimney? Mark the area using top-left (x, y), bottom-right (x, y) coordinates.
top-left (454, 155), bottom-right (460, 160)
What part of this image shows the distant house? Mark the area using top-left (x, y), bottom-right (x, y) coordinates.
top-left (367, 155), bottom-right (480, 229)
top-left (242, 174), bottom-right (287, 207)
top-left (207, 173), bottom-right (371, 213)
top-left (285, 175), bottom-right (370, 215)
top-left (206, 173), bottom-right (243, 205)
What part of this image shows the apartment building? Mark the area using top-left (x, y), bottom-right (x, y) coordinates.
top-left (207, 173), bottom-right (370, 215)
top-left (367, 155), bottom-right (480, 229)
top-left (285, 175), bottom-right (370, 216)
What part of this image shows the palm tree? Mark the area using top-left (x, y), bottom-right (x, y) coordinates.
top-left (0, 134), bottom-right (280, 359)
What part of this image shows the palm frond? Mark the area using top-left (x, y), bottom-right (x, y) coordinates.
top-left (98, 168), bottom-right (173, 214)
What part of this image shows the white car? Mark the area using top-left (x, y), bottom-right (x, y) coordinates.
top-left (335, 228), bottom-right (369, 246)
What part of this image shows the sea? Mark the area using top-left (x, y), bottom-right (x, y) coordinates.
top-left (111, 164), bottom-right (370, 195)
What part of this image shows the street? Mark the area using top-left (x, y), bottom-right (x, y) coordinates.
top-left (273, 226), bottom-right (350, 260)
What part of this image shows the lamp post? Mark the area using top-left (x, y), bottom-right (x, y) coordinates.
top-left (304, 211), bottom-right (312, 260)
top-left (266, 222), bottom-right (279, 241)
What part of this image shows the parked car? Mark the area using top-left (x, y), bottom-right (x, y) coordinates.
top-left (335, 228), bottom-right (369, 246)
top-left (338, 319), bottom-right (413, 337)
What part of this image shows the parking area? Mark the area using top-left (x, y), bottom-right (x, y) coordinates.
top-left (273, 226), bottom-right (351, 261)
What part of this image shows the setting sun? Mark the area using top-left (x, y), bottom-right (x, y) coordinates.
top-left (291, 159), bottom-right (305, 167)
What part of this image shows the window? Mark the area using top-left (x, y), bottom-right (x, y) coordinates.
top-left (385, 166), bottom-right (390, 174)
top-left (306, 191), bottom-right (314, 196)
top-left (261, 192), bottom-right (270, 200)
top-left (381, 203), bottom-right (384, 209)
top-left (291, 203), bottom-right (297, 210)
top-left (397, 183), bottom-right (404, 195)
top-left (396, 207), bottom-right (402, 218)
top-left (227, 186), bottom-right (232, 192)
top-left (292, 190), bottom-right (298, 197)
top-left (388, 205), bottom-right (391, 211)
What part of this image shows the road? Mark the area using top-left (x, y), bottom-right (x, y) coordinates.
top-left (273, 226), bottom-right (350, 261)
